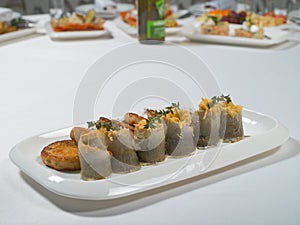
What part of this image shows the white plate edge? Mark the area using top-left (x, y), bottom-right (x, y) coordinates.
top-left (0, 27), bottom-right (37, 42)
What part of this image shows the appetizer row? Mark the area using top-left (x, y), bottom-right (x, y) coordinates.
top-left (41, 95), bottom-right (243, 181)
top-left (203, 9), bottom-right (287, 26)
top-left (197, 10), bottom-right (287, 39)
top-left (198, 14), bottom-right (264, 39)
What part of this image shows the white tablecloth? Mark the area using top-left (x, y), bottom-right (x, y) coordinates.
top-left (1, 16), bottom-right (300, 225)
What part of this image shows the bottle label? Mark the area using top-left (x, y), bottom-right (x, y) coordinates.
top-left (155, 0), bottom-right (165, 19)
top-left (147, 20), bottom-right (165, 38)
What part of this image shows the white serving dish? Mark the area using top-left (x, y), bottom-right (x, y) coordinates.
top-left (75, 3), bottom-right (134, 19)
top-left (45, 22), bottom-right (110, 40)
top-left (181, 23), bottom-right (290, 47)
top-left (267, 21), bottom-right (300, 32)
top-left (10, 109), bottom-right (288, 200)
top-left (0, 27), bottom-right (36, 43)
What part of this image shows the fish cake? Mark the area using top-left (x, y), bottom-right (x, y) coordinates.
top-left (41, 140), bottom-right (80, 171)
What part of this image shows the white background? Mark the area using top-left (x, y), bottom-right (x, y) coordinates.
top-left (0, 17), bottom-right (300, 225)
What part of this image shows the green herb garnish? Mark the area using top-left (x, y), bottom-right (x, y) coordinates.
top-left (10, 17), bottom-right (28, 28)
top-left (87, 121), bottom-right (96, 128)
top-left (208, 94), bottom-right (232, 108)
top-left (144, 102), bottom-right (180, 128)
top-left (207, 15), bottom-right (219, 25)
top-left (87, 120), bottom-right (119, 131)
top-left (144, 117), bottom-right (162, 129)
top-left (154, 109), bottom-right (167, 117)
top-left (222, 94), bottom-right (232, 104)
top-left (155, 102), bottom-right (180, 116)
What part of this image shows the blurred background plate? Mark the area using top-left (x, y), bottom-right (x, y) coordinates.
top-left (0, 27), bottom-right (36, 42)
top-left (75, 3), bottom-right (134, 19)
top-left (181, 23), bottom-right (290, 47)
top-left (115, 17), bottom-right (183, 36)
top-left (188, 2), bottom-right (250, 16)
top-left (0, 7), bottom-right (21, 21)
top-left (45, 22), bottom-right (110, 40)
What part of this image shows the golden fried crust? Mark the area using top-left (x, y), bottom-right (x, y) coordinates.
top-left (98, 117), bottom-right (111, 123)
top-left (124, 113), bottom-right (146, 127)
top-left (41, 140), bottom-right (80, 171)
top-left (145, 109), bottom-right (156, 118)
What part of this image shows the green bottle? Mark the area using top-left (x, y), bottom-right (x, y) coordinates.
top-left (138, 0), bottom-right (165, 44)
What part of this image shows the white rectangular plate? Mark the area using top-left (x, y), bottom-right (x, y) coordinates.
top-left (45, 22), bottom-right (110, 40)
top-left (115, 17), bottom-right (183, 36)
top-left (10, 109), bottom-right (288, 200)
top-left (0, 27), bottom-right (36, 42)
top-left (181, 24), bottom-right (290, 47)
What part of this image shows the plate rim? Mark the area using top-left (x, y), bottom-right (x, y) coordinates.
top-left (0, 27), bottom-right (36, 42)
top-left (75, 3), bottom-right (134, 15)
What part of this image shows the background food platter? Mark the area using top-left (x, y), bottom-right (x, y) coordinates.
top-left (181, 23), bottom-right (290, 47)
top-left (45, 22), bottom-right (110, 39)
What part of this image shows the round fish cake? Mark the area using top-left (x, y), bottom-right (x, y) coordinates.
top-left (41, 140), bottom-right (80, 171)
